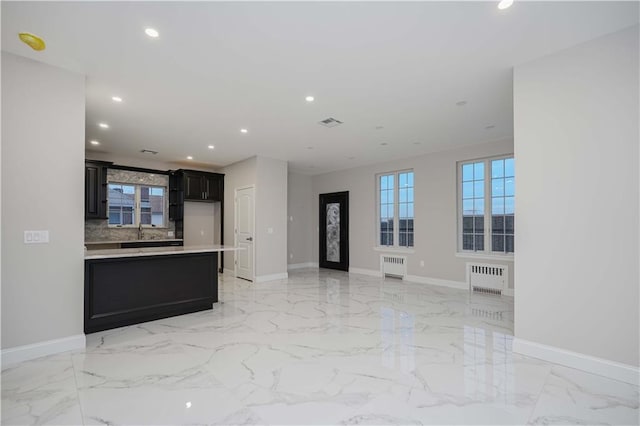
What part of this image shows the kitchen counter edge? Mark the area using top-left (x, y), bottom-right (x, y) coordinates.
top-left (85, 245), bottom-right (242, 260)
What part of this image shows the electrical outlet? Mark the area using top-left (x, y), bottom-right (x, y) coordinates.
top-left (167, 231), bottom-right (174, 238)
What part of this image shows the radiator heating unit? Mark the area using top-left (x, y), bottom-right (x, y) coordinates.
top-left (381, 255), bottom-right (407, 278)
top-left (467, 263), bottom-right (508, 295)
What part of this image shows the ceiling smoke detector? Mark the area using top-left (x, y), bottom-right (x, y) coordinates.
top-left (140, 149), bottom-right (159, 155)
top-left (318, 117), bottom-right (343, 128)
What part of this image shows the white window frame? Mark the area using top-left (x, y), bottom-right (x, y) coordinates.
top-left (107, 182), bottom-right (168, 228)
top-left (457, 154), bottom-right (514, 258)
top-left (375, 169), bottom-right (415, 250)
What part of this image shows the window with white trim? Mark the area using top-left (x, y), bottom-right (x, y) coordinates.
top-left (459, 156), bottom-right (514, 254)
top-left (377, 170), bottom-right (414, 247)
top-left (108, 183), bottom-right (166, 227)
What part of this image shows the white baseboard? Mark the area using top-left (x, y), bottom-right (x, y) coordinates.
top-left (255, 272), bottom-right (289, 283)
top-left (503, 288), bottom-right (514, 297)
top-left (404, 274), bottom-right (467, 290)
top-left (288, 262), bottom-right (319, 270)
top-left (1, 334), bottom-right (86, 367)
top-left (512, 337), bottom-right (639, 386)
top-left (349, 267), bottom-right (383, 278)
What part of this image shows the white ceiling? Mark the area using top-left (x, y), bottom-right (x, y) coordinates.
top-left (2, 2), bottom-right (638, 174)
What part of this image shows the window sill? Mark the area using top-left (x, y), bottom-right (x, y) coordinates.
top-left (373, 246), bottom-right (415, 254)
top-left (455, 252), bottom-right (514, 262)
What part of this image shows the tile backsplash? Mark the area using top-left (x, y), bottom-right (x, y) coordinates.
top-left (84, 168), bottom-right (177, 242)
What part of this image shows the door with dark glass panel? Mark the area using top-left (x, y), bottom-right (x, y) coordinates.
top-left (319, 191), bottom-right (349, 271)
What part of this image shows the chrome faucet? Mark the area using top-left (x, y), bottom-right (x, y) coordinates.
top-left (138, 222), bottom-right (144, 240)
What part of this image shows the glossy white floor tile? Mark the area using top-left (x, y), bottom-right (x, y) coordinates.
top-left (2, 269), bottom-right (638, 425)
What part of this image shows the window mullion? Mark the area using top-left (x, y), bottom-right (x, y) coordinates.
top-left (135, 186), bottom-right (141, 226)
top-left (484, 159), bottom-right (491, 254)
top-left (394, 172), bottom-right (399, 247)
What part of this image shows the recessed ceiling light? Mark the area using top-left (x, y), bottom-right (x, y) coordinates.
top-left (90, 140), bottom-right (100, 145)
top-left (498, 0), bottom-right (514, 10)
top-left (208, 145), bottom-right (214, 149)
top-left (186, 156), bottom-right (193, 160)
top-left (240, 128), bottom-right (248, 133)
top-left (456, 101), bottom-right (468, 107)
top-left (145, 28), bottom-right (159, 38)
top-left (305, 96), bottom-right (315, 102)
top-left (98, 122), bottom-right (109, 129)
top-left (111, 96), bottom-right (123, 103)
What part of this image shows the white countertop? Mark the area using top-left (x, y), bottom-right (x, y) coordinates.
top-left (85, 245), bottom-right (242, 260)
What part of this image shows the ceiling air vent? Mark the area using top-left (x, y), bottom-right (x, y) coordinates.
top-left (318, 117), bottom-right (343, 128)
top-left (140, 149), bottom-right (159, 155)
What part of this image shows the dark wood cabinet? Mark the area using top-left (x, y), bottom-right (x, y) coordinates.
top-left (85, 160), bottom-right (112, 219)
top-left (182, 170), bottom-right (224, 202)
top-left (173, 169), bottom-right (225, 272)
top-left (85, 251), bottom-right (218, 333)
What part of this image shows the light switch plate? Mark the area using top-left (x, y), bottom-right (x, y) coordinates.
top-left (24, 230), bottom-right (49, 244)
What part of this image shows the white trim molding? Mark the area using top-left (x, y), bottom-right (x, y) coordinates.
top-left (373, 246), bottom-right (415, 254)
top-left (349, 267), bottom-right (383, 278)
top-left (503, 288), bottom-right (514, 297)
top-left (1, 334), bottom-right (86, 367)
top-left (455, 252), bottom-right (514, 262)
top-left (513, 337), bottom-right (640, 386)
top-left (288, 262), bottom-right (319, 270)
top-left (255, 272), bottom-right (289, 283)
top-left (404, 274), bottom-right (467, 290)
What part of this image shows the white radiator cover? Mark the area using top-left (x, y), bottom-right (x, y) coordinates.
top-left (380, 255), bottom-right (407, 278)
top-left (467, 263), bottom-right (508, 295)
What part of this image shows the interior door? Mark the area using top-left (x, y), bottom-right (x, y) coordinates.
top-left (319, 191), bottom-right (349, 271)
top-left (235, 186), bottom-right (254, 281)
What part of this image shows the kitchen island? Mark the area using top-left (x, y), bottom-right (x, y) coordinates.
top-left (84, 245), bottom-right (239, 333)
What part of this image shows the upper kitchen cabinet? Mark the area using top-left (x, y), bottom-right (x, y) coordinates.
top-left (85, 160), bottom-right (112, 219)
top-left (180, 170), bottom-right (224, 202)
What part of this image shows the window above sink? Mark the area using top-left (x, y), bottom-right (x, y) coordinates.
top-left (108, 183), bottom-right (167, 228)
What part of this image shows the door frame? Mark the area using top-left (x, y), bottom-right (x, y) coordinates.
top-left (234, 185), bottom-right (256, 281)
top-left (319, 191), bottom-right (349, 271)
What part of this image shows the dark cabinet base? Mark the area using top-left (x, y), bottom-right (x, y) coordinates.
top-left (84, 252), bottom-right (218, 334)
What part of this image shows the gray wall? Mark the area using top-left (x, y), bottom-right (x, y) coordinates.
top-left (514, 26), bottom-right (639, 367)
top-left (287, 172), bottom-right (314, 265)
top-left (308, 139), bottom-right (515, 286)
top-left (1, 53), bottom-right (85, 349)
top-left (183, 202), bottom-right (217, 246)
top-left (255, 157), bottom-right (288, 277)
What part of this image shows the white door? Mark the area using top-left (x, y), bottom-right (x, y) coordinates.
top-left (235, 186), bottom-right (254, 281)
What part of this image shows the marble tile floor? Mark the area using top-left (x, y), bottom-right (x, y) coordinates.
top-left (2, 269), bottom-right (638, 425)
